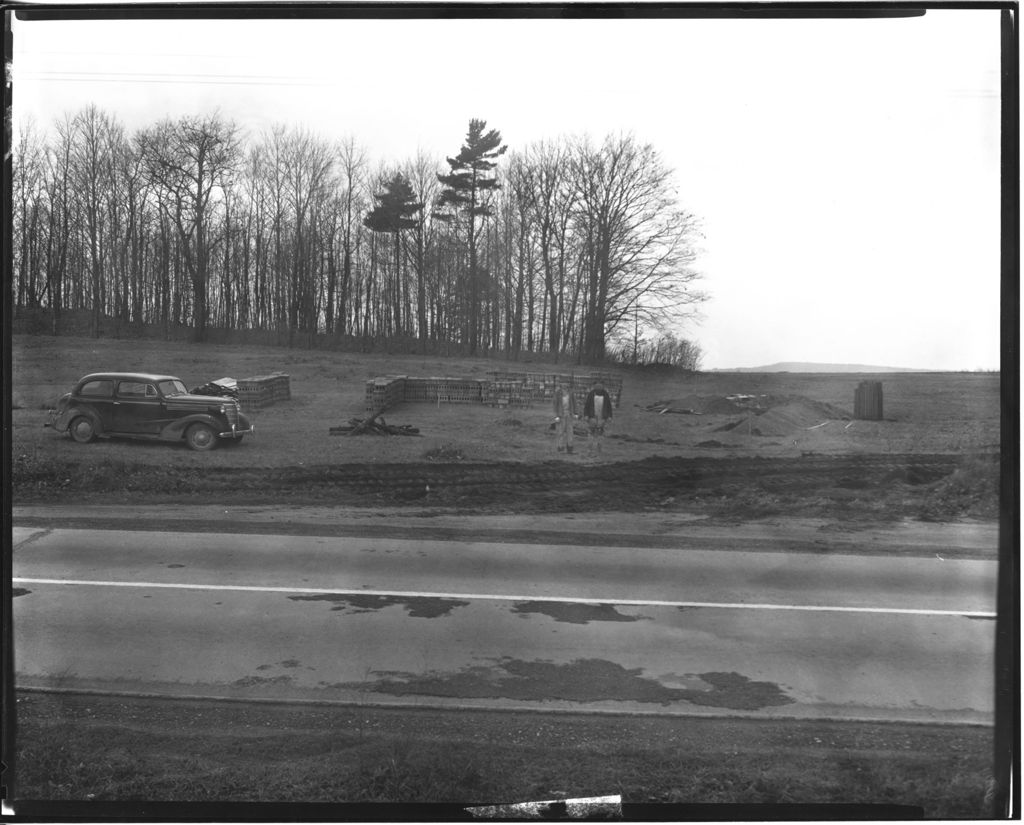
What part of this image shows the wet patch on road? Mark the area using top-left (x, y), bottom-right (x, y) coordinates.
top-left (512, 601), bottom-right (648, 624)
top-left (257, 659), bottom-right (313, 673)
top-left (167, 564), bottom-right (186, 569)
top-left (12, 587), bottom-right (31, 598)
top-left (366, 657), bottom-right (794, 709)
top-left (694, 672), bottom-right (797, 709)
top-left (233, 674), bottom-right (294, 688)
top-left (287, 593), bottom-right (470, 618)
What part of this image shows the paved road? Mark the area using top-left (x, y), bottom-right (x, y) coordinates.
top-left (12, 523), bottom-right (997, 724)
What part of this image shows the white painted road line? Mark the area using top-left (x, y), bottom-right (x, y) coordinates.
top-left (13, 577), bottom-right (996, 618)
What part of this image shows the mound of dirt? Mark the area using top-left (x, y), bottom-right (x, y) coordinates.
top-left (723, 398), bottom-right (853, 437)
top-left (703, 395), bottom-right (759, 414)
top-left (650, 394), bottom-right (850, 424)
top-left (643, 394), bottom-right (704, 414)
top-left (646, 394), bottom-right (768, 414)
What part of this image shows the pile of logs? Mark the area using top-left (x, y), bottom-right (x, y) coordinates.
top-left (330, 413), bottom-right (420, 436)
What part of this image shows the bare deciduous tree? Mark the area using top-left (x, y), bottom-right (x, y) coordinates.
top-left (335, 135), bottom-right (369, 336)
top-left (571, 134), bottom-right (704, 362)
top-left (404, 149), bottom-right (441, 351)
top-left (70, 106), bottom-right (120, 337)
top-left (13, 118), bottom-right (46, 310)
top-left (139, 111), bottom-right (241, 342)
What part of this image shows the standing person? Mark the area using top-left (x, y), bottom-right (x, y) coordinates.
top-left (584, 379), bottom-right (613, 455)
top-left (552, 381), bottom-right (578, 454)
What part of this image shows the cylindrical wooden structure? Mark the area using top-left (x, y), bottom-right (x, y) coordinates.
top-left (854, 381), bottom-right (884, 420)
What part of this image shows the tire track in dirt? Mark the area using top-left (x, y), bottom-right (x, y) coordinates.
top-left (231, 453), bottom-right (967, 497)
top-left (16, 452), bottom-right (993, 515)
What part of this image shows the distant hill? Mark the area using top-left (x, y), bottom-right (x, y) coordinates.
top-left (714, 362), bottom-right (928, 373)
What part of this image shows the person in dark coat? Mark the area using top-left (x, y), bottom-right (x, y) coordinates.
top-left (583, 380), bottom-right (613, 454)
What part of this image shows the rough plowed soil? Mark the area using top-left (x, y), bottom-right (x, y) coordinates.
top-left (15, 450), bottom-right (995, 521)
top-left (219, 453), bottom-right (962, 500)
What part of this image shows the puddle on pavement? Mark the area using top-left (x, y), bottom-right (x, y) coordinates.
top-left (255, 659), bottom-right (314, 674)
top-left (233, 674), bottom-right (294, 687)
top-left (366, 657), bottom-right (794, 709)
top-left (512, 601), bottom-right (648, 624)
top-left (287, 593), bottom-right (470, 618)
top-left (12, 588), bottom-right (31, 598)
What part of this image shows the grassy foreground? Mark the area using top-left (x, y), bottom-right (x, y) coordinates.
top-left (13, 691), bottom-right (995, 816)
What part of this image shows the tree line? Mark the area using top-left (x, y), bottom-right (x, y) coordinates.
top-left (13, 109), bottom-right (706, 364)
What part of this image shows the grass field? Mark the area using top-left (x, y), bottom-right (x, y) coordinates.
top-left (11, 334), bottom-right (1001, 523)
top-left (12, 334), bottom-right (1001, 468)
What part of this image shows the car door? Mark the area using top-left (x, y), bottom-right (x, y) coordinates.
top-left (74, 378), bottom-right (116, 431)
top-left (113, 380), bottom-right (164, 434)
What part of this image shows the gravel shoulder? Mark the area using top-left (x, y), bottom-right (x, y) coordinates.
top-left (13, 503), bottom-right (999, 559)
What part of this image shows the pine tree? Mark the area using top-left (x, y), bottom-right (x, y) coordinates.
top-left (436, 119), bottom-right (506, 354)
top-left (364, 172), bottom-right (424, 337)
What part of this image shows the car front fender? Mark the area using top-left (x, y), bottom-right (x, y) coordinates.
top-left (159, 413), bottom-right (228, 441)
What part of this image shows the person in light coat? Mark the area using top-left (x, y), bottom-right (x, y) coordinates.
top-left (552, 382), bottom-right (578, 454)
top-left (583, 380), bottom-right (613, 454)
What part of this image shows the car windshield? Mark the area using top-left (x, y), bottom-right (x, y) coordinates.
top-left (158, 380), bottom-right (188, 397)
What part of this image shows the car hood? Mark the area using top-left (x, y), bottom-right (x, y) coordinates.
top-left (166, 393), bottom-right (240, 405)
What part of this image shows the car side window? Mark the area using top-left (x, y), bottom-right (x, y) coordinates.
top-left (117, 381), bottom-right (153, 398)
top-left (79, 380), bottom-right (114, 398)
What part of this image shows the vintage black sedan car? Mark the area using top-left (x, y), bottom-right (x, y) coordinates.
top-left (46, 372), bottom-right (253, 451)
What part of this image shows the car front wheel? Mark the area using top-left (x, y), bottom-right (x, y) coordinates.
top-left (185, 422), bottom-right (218, 451)
top-left (69, 416), bottom-right (97, 443)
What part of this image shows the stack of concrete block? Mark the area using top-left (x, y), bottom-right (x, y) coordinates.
top-left (364, 376), bottom-right (407, 414)
top-left (363, 371), bottom-right (623, 413)
top-left (238, 373), bottom-right (291, 411)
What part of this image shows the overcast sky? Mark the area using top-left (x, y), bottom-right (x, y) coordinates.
top-left (11, 10), bottom-right (1003, 370)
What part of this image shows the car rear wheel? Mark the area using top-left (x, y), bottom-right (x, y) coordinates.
top-left (185, 423), bottom-right (218, 451)
top-left (69, 416), bottom-right (97, 444)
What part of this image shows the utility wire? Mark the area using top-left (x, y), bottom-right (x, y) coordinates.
top-left (27, 70), bottom-right (317, 82)
top-left (19, 72), bottom-right (326, 87)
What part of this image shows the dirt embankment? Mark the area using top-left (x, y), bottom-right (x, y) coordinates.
top-left (12, 450), bottom-right (999, 523)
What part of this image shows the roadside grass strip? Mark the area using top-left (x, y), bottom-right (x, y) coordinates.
top-left (13, 578), bottom-right (996, 618)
